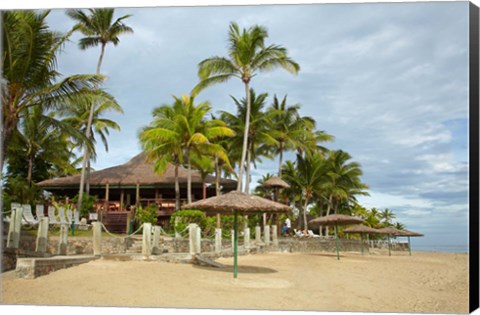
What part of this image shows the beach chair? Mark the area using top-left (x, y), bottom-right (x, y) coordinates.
top-left (48, 206), bottom-right (59, 225)
top-left (58, 207), bottom-right (69, 225)
top-left (22, 204), bottom-right (39, 225)
top-left (308, 230), bottom-right (320, 238)
top-left (35, 204), bottom-right (46, 220)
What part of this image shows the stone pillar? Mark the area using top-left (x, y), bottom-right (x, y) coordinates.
top-left (58, 224), bottom-right (68, 255)
top-left (188, 223), bottom-right (199, 255)
top-left (272, 225), bottom-right (278, 247)
top-left (255, 225), bottom-right (261, 246)
top-left (215, 228), bottom-right (222, 253)
top-left (152, 226), bottom-right (161, 255)
top-left (231, 229), bottom-right (235, 252)
top-left (7, 207), bottom-right (23, 249)
top-left (35, 217), bottom-right (49, 253)
top-left (195, 225), bottom-right (202, 254)
top-left (142, 223), bottom-right (152, 257)
top-left (244, 227), bottom-right (250, 248)
top-left (92, 221), bottom-right (102, 256)
top-left (264, 225), bottom-right (271, 245)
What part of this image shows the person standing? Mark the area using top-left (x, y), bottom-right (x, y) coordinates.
top-left (285, 217), bottom-right (292, 236)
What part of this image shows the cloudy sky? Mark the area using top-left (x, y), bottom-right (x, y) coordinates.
top-left (38, 1), bottom-right (472, 252)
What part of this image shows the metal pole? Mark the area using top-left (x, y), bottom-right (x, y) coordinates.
top-left (388, 235), bottom-right (391, 256)
top-left (335, 224), bottom-right (340, 260)
top-left (408, 236), bottom-right (412, 256)
top-left (233, 210), bottom-right (238, 278)
top-left (360, 233), bottom-right (364, 255)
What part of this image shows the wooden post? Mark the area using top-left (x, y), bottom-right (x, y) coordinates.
top-left (92, 222), bottom-right (102, 256)
top-left (58, 224), bottom-right (68, 255)
top-left (135, 183), bottom-right (140, 208)
top-left (215, 228), bottom-right (222, 253)
top-left (35, 217), bottom-right (49, 254)
top-left (152, 226), bottom-right (161, 255)
top-left (104, 183), bottom-right (110, 211)
top-left (142, 222), bottom-right (152, 258)
top-left (120, 189), bottom-right (124, 211)
top-left (231, 229), bottom-right (235, 252)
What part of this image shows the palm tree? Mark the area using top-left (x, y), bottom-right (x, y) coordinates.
top-left (66, 8), bottom-right (133, 214)
top-left (60, 94), bottom-right (123, 192)
top-left (192, 22), bottom-right (299, 192)
top-left (379, 208), bottom-right (396, 226)
top-left (1, 10), bottom-right (103, 171)
top-left (8, 106), bottom-right (85, 187)
top-left (191, 153), bottom-right (215, 200)
top-left (267, 95), bottom-right (323, 176)
top-left (221, 89), bottom-right (277, 192)
top-left (139, 94), bottom-right (234, 207)
top-left (283, 152), bottom-right (326, 231)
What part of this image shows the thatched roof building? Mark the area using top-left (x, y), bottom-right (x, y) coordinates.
top-left (37, 153), bottom-right (236, 189)
top-left (37, 153), bottom-right (237, 214)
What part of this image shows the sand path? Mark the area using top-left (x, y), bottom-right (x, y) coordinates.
top-left (1, 251), bottom-right (469, 313)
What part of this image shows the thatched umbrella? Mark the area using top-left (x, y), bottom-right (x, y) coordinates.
top-left (343, 225), bottom-right (384, 255)
top-left (309, 214), bottom-right (364, 260)
top-left (262, 176), bottom-right (290, 203)
top-left (377, 227), bottom-right (405, 256)
top-left (396, 229), bottom-right (424, 256)
top-left (182, 191), bottom-right (291, 278)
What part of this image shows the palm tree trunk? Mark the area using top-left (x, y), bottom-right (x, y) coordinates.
top-left (325, 194), bottom-right (333, 236)
top-left (77, 43), bottom-right (106, 215)
top-left (237, 81), bottom-right (251, 192)
top-left (187, 153), bottom-right (192, 204)
top-left (244, 147), bottom-right (252, 194)
top-left (86, 158), bottom-right (91, 195)
top-left (1, 113), bottom-right (18, 172)
top-left (175, 164), bottom-right (180, 210)
top-left (215, 157), bottom-right (221, 196)
top-left (202, 179), bottom-right (207, 200)
top-left (278, 144), bottom-right (283, 177)
top-left (27, 155), bottom-right (34, 187)
top-left (303, 195), bottom-right (309, 231)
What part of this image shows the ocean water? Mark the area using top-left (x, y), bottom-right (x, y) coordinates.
top-left (412, 244), bottom-right (469, 253)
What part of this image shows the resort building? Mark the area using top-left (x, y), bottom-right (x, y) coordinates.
top-left (37, 153), bottom-right (237, 231)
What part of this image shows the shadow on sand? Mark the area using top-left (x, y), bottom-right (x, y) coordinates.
top-left (193, 264), bottom-right (278, 274)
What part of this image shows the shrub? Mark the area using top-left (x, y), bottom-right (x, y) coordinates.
top-left (71, 194), bottom-right (97, 218)
top-left (135, 204), bottom-right (159, 225)
top-left (170, 209), bottom-right (206, 234)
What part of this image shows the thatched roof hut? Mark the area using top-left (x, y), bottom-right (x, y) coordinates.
top-left (343, 225), bottom-right (384, 234)
top-left (397, 229), bottom-right (424, 237)
top-left (309, 214), bottom-right (364, 226)
top-left (262, 176), bottom-right (290, 189)
top-left (37, 153), bottom-right (236, 189)
top-left (182, 191), bottom-right (291, 214)
top-left (377, 227), bottom-right (404, 236)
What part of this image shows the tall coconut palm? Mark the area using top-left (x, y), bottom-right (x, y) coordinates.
top-left (221, 89), bottom-right (277, 193)
top-left (1, 10), bottom-right (103, 171)
top-left (66, 8), bottom-right (133, 212)
top-left (267, 95), bottom-right (328, 176)
top-left (283, 152), bottom-right (326, 231)
top-left (192, 22), bottom-right (299, 192)
top-left (60, 93), bottom-right (123, 192)
top-left (379, 208), bottom-right (396, 226)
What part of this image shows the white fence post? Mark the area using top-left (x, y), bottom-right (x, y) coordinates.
top-left (244, 227), bottom-right (250, 248)
top-left (188, 223), bottom-right (198, 255)
top-left (195, 225), bottom-right (201, 254)
top-left (7, 207), bottom-right (23, 249)
top-left (59, 224), bottom-right (68, 255)
top-left (142, 223), bottom-right (152, 257)
top-left (215, 228), bottom-right (222, 253)
top-left (152, 226), bottom-right (161, 255)
top-left (272, 225), bottom-right (278, 247)
top-left (255, 225), bottom-right (261, 246)
top-left (35, 217), bottom-right (49, 253)
top-left (264, 225), bottom-right (270, 245)
top-left (92, 222), bottom-right (102, 256)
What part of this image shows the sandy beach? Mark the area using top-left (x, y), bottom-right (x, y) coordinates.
top-left (0, 251), bottom-right (469, 314)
